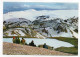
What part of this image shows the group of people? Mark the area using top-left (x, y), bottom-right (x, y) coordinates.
top-left (13, 36), bottom-right (36, 46)
top-left (13, 36), bottom-right (25, 45)
top-left (13, 36), bottom-right (50, 49)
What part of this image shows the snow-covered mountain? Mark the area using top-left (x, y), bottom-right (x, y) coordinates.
top-left (3, 18), bottom-right (46, 39)
top-left (3, 16), bottom-right (78, 38)
top-left (3, 9), bottom-right (78, 38)
top-left (32, 16), bottom-right (78, 38)
top-left (3, 10), bottom-right (78, 21)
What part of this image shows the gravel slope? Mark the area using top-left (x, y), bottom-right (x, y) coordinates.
top-left (3, 42), bottom-right (73, 55)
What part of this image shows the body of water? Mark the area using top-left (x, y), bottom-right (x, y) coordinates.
top-left (3, 38), bottom-right (74, 48)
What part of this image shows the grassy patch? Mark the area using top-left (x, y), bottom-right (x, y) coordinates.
top-left (49, 37), bottom-right (78, 55)
top-left (55, 47), bottom-right (78, 55)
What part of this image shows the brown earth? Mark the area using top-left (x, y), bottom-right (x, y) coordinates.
top-left (3, 42), bottom-right (74, 55)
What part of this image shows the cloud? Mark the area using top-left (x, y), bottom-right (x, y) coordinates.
top-left (3, 2), bottom-right (78, 14)
top-left (22, 3), bottom-right (78, 10)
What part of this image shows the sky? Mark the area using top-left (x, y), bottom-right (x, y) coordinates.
top-left (3, 2), bottom-right (78, 14)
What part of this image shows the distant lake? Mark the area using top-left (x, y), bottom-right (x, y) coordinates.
top-left (3, 38), bottom-right (74, 49)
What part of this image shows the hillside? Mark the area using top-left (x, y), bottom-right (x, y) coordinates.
top-left (3, 42), bottom-right (73, 55)
top-left (3, 16), bottom-right (78, 38)
top-left (33, 16), bottom-right (78, 38)
top-left (3, 18), bottom-right (46, 39)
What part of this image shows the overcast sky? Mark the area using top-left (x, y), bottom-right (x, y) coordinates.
top-left (3, 2), bottom-right (78, 14)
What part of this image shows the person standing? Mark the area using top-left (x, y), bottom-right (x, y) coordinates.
top-left (43, 43), bottom-right (48, 49)
top-left (21, 38), bottom-right (25, 45)
top-left (16, 37), bottom-right (20, 44)
top-left (13, 36), bottom-right (16, 43)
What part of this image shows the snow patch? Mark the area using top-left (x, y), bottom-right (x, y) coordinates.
top-left (4, 10), bottom-right (78, 21)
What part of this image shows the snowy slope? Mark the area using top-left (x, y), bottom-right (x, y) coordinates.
top-left (3, 25), bottom-right (46, 39)
top-left (3, 10), bottom-right (78, 38)
top-left (4, 10), bottom-right (78, 21)
top-left (33, 16), bottom-right (78, 38)
top-left (4, 18), bottom-right (31, 24)
top-left (3, 18), bottom-right (32, 28)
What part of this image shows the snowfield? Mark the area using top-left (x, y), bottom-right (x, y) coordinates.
top-left (44, 27), bottom-right (73, 37)
top-left (4, 9), bottom-right (78, 21)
